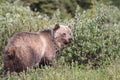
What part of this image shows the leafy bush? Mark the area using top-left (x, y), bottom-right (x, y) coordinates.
top-left (0, 1), bottom-right (58, 54)
top-left (61, 3), bottom-right (120, 68)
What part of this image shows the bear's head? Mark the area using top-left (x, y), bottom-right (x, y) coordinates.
top-left (52, 24), bottom-right (72, 48)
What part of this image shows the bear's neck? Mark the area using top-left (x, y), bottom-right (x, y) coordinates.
top-left (39, 29), bottom-right (60, 50)
top-left (54, 38), bottom-right (65, 49)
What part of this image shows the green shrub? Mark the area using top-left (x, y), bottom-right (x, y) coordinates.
top-left (60, 3), bottom-right (120, 68)
top-left (0, 1), bottom-right (59, 54)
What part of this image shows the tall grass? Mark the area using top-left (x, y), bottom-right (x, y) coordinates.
top-left (1, 64), bottom-right (120, 80)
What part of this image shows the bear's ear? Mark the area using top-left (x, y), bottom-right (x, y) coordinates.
top-left (53, 24), bottom-right (60, 31)
top-left (68, 25), bottom-right (72, 29)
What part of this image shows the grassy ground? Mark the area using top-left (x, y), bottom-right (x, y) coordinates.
top-left (0, 63), bottom-right (120, 80)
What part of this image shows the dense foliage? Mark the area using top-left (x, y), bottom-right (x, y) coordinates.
top-left (29, 0), bottom-right (93, 18)
top-left (4, 0), bottom-right (119, 18)
top-left (61, 3), bottom-right (120, 67)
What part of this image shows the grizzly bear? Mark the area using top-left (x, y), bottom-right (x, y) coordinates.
top-left (2, 24), bottom-right (72, 75)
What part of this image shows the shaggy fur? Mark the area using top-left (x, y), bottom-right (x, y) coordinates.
top-left (2, 24), bottom-right (72, 75)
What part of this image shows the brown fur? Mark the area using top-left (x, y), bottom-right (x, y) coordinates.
top-left (2, 24), bottom-right (72, 75)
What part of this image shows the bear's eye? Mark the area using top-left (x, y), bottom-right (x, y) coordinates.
top-left (62, 33), bottom-right (66, 36)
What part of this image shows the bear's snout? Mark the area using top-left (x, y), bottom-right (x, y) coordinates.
top-left (68, 38), bottom-right (72, 43)
top-left (69, 38), bottom-right (72, 42)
